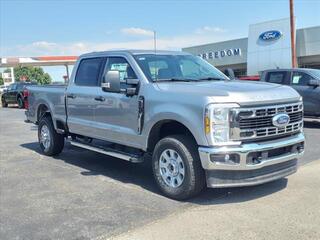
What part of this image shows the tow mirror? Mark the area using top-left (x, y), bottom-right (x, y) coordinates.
top-left (102, 70), bottom-right (121, 93)
top-left (124, 78), bottom-right (139, 97)
top-left (308, 79), bottom-right (320, 87)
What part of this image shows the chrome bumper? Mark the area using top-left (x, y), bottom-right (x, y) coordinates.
top-left (198, 133), bottom-right (305, 187)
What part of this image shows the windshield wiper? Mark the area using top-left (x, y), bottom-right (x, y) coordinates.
top-left (155, 78), bottom-right (196, 82)
top-left (198, 77), bottom-right (227, 81)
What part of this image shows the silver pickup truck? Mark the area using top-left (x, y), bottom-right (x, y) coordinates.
top-left (25, 50), bottom-right (305, 200)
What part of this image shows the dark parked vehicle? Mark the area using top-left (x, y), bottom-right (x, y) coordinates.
top-left (261, 68), bottom-right (320, 117)
top-left (1, 82), bottom-right (36, 109)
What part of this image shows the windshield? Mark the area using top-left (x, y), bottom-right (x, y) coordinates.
top-left (134, 54), bottom-right (228, 82)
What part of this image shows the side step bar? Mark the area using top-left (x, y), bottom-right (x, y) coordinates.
top-left (69, 140), bottom-right (143, 163)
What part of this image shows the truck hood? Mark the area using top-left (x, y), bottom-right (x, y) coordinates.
top-left (155, 80), bottom-right (301, 106)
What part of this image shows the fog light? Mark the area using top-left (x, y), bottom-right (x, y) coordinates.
top-left (297, 143), bottom-right (304, 153)
top-left (210, 154), bottom-right (240, 165)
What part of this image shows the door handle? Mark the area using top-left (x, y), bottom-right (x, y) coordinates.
top-left (67, 94), bottom-right (76, 99)
top-left (94, 96), bottom-right (105, 102)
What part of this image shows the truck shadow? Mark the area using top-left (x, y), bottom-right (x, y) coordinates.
top-left (304, 119), bottom-right (320, 129)
top-left (20, 142), bottom-right (288, 204)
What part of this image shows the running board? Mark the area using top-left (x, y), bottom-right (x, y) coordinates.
top-left (69, 140), bottom-right (143, 163)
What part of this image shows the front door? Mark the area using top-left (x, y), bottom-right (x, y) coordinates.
top-left (66, 57), bottom-right (105, 137)
top-left (7, 83), bottom-right (17, 103)
top-left (94, 57), bottom-right (141, 148)
top-left (290, 71), bottom-right (320, 115)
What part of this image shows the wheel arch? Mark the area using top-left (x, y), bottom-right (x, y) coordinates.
top-left (146, 119), bottom-right (199, 152)
top-left (37, 103), bottom-right (51, 122)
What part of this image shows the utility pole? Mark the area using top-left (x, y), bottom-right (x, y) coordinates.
top-left (290, 0), bottom-right (298, 68)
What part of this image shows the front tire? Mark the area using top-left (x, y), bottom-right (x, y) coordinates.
top-left (1, 99), bottom-right (8, 108)
top-left (152, 135), bottom-right (205, 200)
top-left (38, 116), bottom-right (65, 156)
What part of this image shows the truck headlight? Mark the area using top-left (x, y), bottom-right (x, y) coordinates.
top-left (204, 103), bottom-right (240, 145)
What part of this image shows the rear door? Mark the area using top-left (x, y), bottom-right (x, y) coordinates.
top-left (290, 71), bottom-right (319, 114)
top-left (66, 57), bottom-right (105, 137)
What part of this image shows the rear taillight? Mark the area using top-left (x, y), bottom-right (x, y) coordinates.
top-left (23, 89), bottom-right (29, 109)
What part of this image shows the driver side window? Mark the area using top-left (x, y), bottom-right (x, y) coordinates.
top-left (8, 84), bottom-right (16, 91)
top-left (291, 72), bottom-right (312, 86)
top-left (106, 57), bottom-right (137, 82)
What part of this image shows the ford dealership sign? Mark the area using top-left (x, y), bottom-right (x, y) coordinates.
top-left (259, 30), bottom-right (282, 41)
top-left (198, 48), bottom-right (242, 60)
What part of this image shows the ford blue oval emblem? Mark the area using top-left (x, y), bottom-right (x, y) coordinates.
top-left (259, 30), bottom-right (282, 41)
top-left (272, 113), bottom-right (290, 128)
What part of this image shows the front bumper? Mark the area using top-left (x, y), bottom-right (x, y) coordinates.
top-left (198, 133), bottom-right (305, 188)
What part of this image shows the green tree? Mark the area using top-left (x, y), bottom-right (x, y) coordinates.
top-left (0, 74), bottom-right (4, 85)
top-left (13, 66), bottom-right (52, 85)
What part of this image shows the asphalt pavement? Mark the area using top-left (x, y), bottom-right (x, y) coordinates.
top-left (0, 107), bottom-right (319, 240)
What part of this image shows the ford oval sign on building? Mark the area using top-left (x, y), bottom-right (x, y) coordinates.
top-left (259, 30), bottom-right (282, 41)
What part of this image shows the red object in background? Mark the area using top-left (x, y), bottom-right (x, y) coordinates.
top-left (20, 75), bottom-right (28, 81)
top-left (238, 75), bottom-right (260, 81)
top-left (23, 88), bottom-right (29, 109)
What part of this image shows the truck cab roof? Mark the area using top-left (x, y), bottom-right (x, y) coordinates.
top-left (79, 50), bottom-right (191, 58)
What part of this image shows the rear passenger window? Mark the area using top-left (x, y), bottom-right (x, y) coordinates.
top-left (266, 72), bottom-right (286, 84)
top-left (75, 58), bottom-right (104, 86)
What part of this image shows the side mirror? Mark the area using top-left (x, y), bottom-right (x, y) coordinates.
top-left (224, 68), bottom-right (235, 80)
top-left (102, 70), bottom-right (121, 93)
top-left (124, 78), bottom-right (139, 96)
top-left (308, 79), bottom-right (320, 87)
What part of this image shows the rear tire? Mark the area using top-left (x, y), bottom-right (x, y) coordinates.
top-left (38, 116), bottom-right (65, 156)
top-left (17, 97), bottom-right (24, 109)
top-left (152, 135), bottom-right (205, 200)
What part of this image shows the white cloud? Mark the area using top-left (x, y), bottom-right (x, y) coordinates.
top-left (195, 26), bottom-right (226, 34)
top-left (1, 26), bottom-right (232, 57)
top-left (32, 41), bottom-right (57, 48)
top-left (121, 27), bottom-right (154, 37)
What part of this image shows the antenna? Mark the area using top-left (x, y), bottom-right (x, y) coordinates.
top-left (153, 30), bottom-right (157, 54)
top-left (154, 30), bottom-right (158, 81)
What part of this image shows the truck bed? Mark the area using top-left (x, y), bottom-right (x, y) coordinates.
top-left (26, 84), bottom-right (67, 125)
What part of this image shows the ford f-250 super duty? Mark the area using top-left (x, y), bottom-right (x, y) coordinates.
top-left (25, 50), bottom-right (305, 200)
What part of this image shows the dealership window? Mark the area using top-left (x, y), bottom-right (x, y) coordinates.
top-left (291, 72), bottom-right (312, 86)
top-left (266, 72), bottom-right (287, 84)
top-left (75, 58), bottom-right (104, 86)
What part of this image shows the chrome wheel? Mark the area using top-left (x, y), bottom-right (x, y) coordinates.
top-left (159, 149), bottom-right (185, 188)
top-left (40, 125), bottom-right (51, 150)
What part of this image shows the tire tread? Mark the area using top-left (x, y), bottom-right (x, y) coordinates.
top-left (38, 116), bottom-right (64, 156)
top-left (152, 134), bottom-right (205, 200)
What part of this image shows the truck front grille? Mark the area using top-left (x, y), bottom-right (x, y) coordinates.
top-left (231, 102), bottom-right (303, 141)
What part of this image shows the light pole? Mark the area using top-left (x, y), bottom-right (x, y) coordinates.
top-left (290, 0), bottom-right (298, 68)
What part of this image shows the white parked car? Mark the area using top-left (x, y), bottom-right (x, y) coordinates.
top-left (0, 85), bottom-right (8, 94)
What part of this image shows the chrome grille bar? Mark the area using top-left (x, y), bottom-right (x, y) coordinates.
top-left (231, 102), bottom-right (303, 141)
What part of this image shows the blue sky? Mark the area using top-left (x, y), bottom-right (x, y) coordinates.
top-left (1, 0), bottom-right (319, 81)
